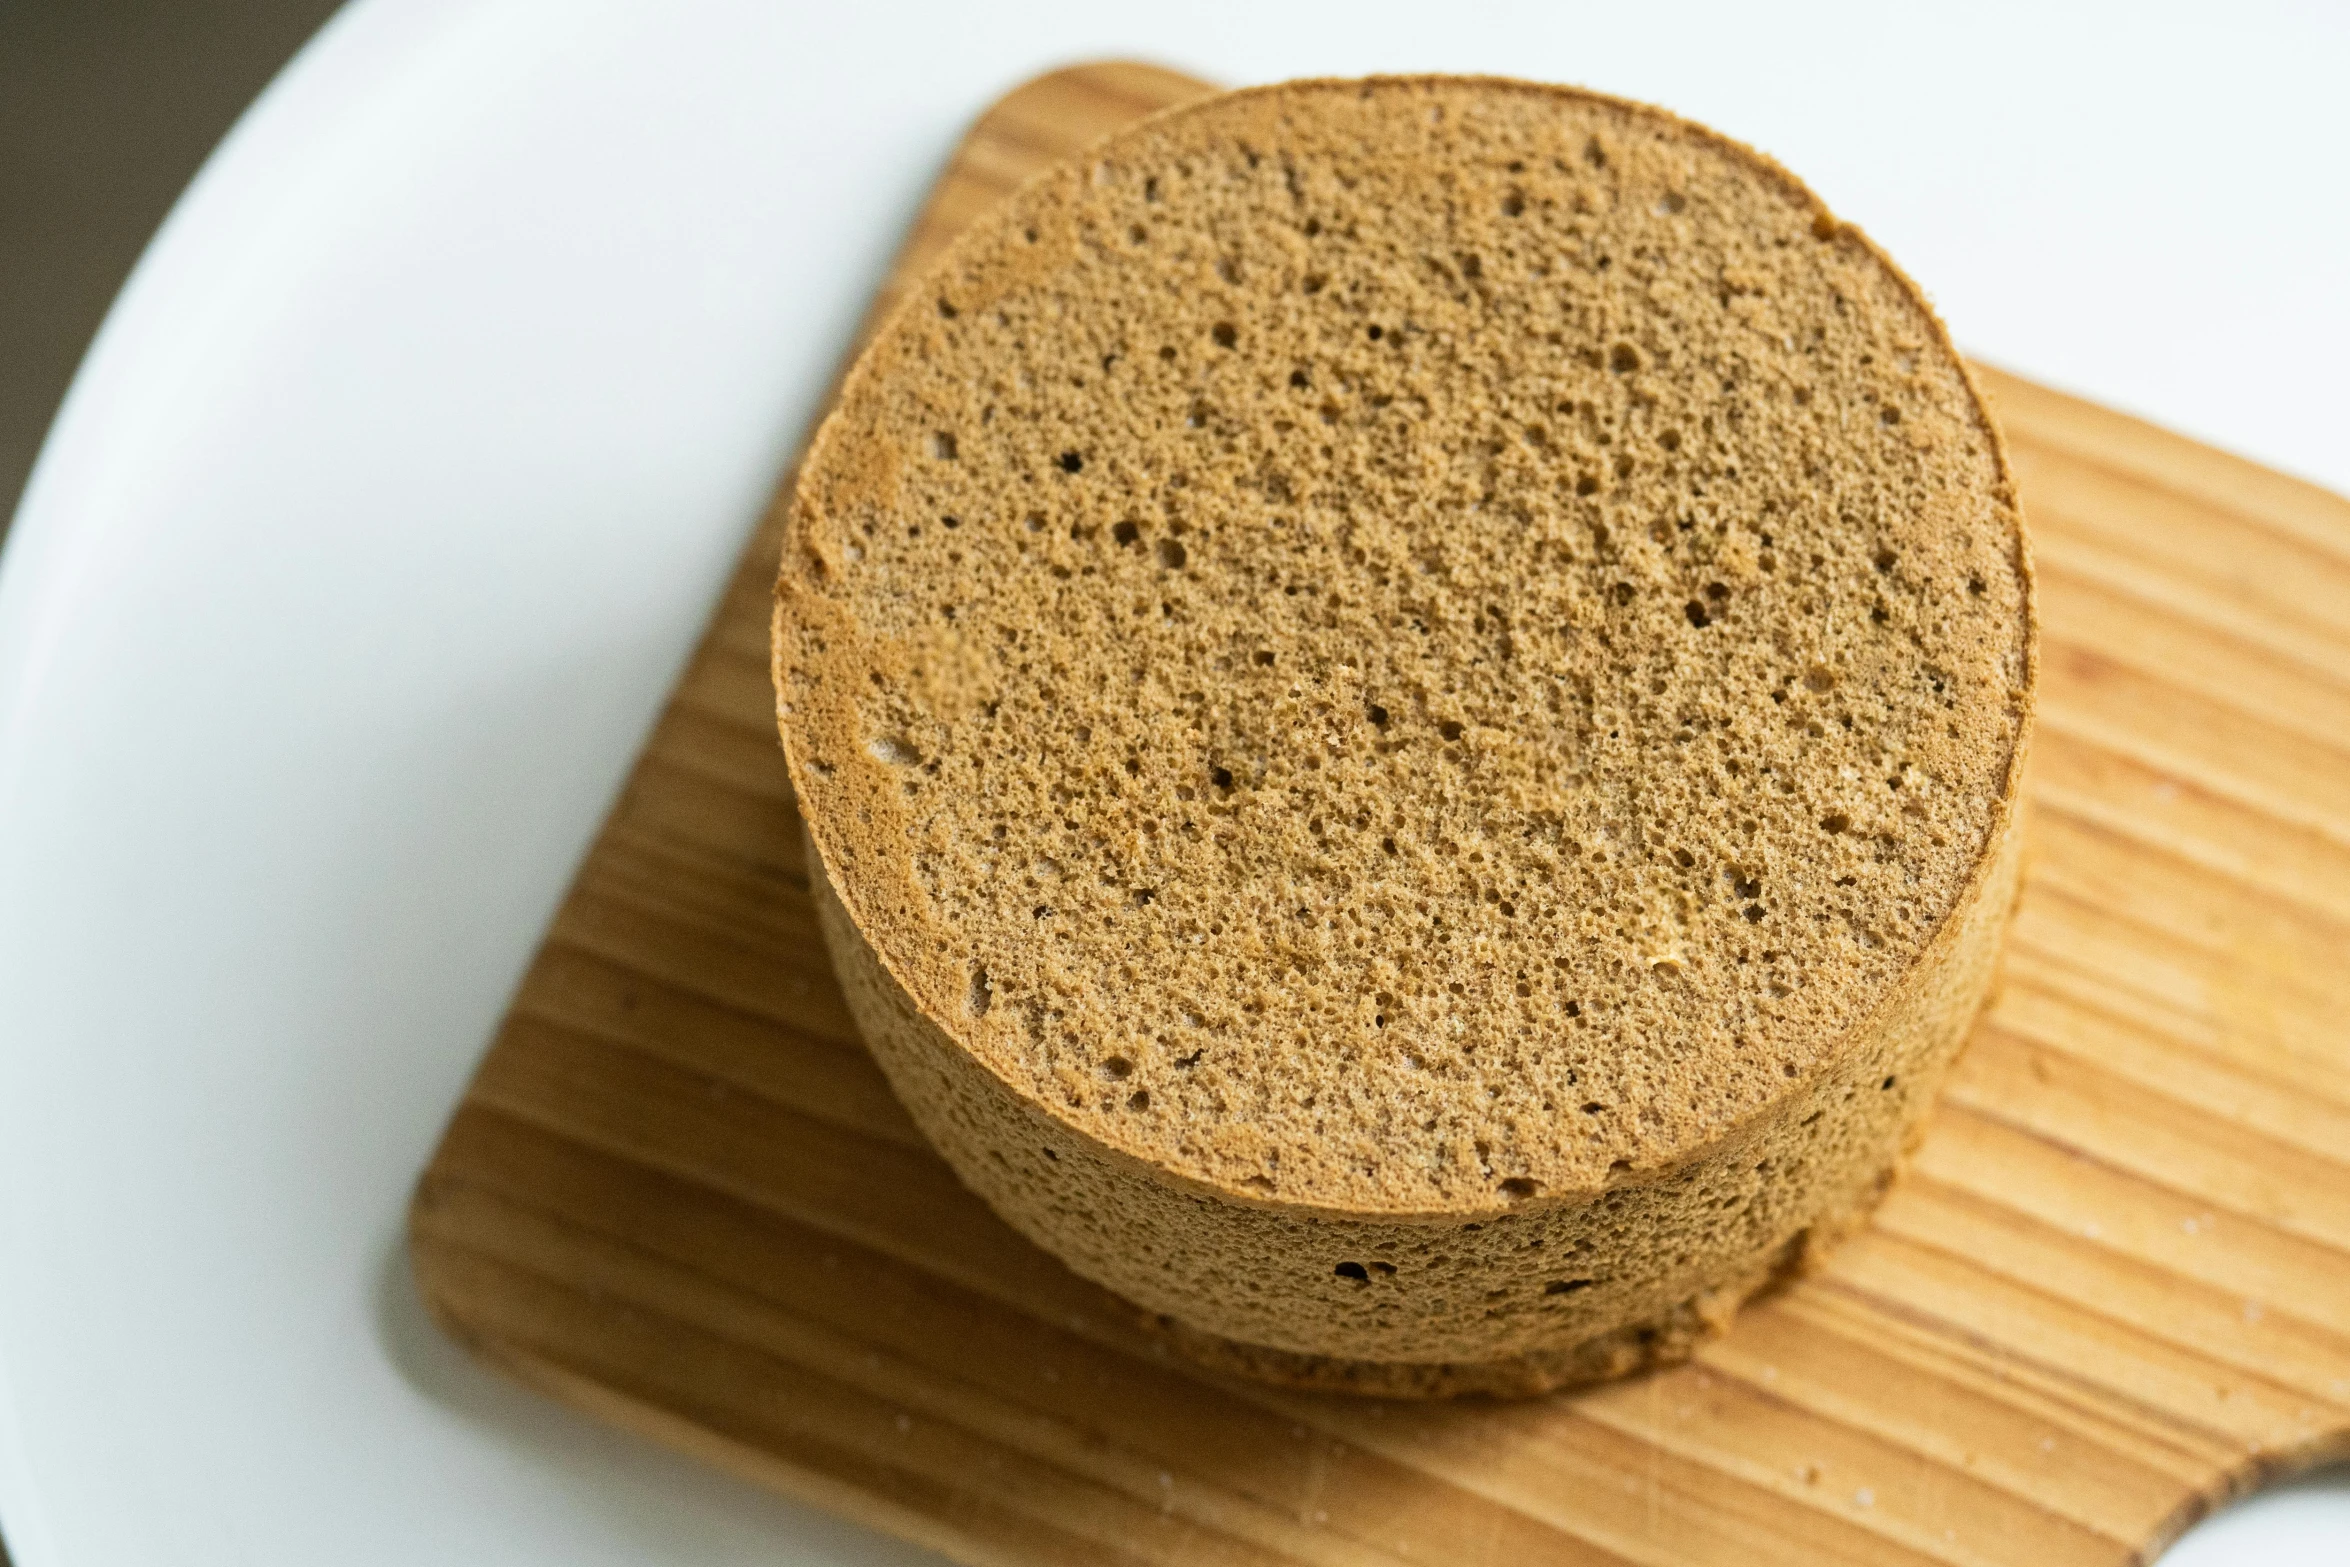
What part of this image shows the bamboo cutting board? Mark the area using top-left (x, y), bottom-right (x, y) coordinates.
top-left (408, 62), bottom-right (2350, 1566)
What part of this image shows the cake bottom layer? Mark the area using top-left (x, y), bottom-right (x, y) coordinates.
top-left (1141, 1167), bottom-right (1896, 1399)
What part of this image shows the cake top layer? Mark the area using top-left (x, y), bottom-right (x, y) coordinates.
top-left (776, 76), bottom-right (2033, 1216)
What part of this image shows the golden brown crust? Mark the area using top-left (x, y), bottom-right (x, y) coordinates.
top-left (776, 75), bottom-right (2034, 1389)
top-left (1140, 1192), bottom-right (1843, 1398)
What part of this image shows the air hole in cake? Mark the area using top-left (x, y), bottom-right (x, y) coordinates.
top-left (965, 967), bottom-right (992, 1019)
top-left (1212, 322), bottom-right (1238, 348)
top-left (931, 432), bottom-right (957, 460)
top-left (868, 736), bottom-right (920, 766)
top-left (1157, 538), bottom-right (1188, 569)
top-left (1113, 520), bottom-right (1141, 547)
top-left (1100, 1055), bottom-right (1134, 1080)
top-left (1058, 450), bottom-right (1084, 473)
top-left (1545, 1279), bottom-right (1594, 1295)
top-left (1335, 1261), bottom-right (1370, 1284)
top-left (1821, 812), bottom-right (1850, 834)
top-left (1499, 1177), bottom-right (1541, 1199)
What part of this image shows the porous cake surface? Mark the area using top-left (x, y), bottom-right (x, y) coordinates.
top-left (776, 76), bottom-right (2032, 1219)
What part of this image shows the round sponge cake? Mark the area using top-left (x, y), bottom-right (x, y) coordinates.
top-left (774, 76), bottom-right (2034, 1396)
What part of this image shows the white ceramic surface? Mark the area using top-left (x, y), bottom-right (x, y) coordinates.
top-left (0, 2), bottom-right (2342, 1562)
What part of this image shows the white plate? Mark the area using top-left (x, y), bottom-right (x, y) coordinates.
top-left (1, 2), bottom-right (2343, 1562)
